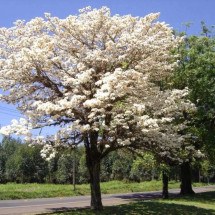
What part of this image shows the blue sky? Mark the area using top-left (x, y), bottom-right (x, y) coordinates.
top-left (0, 0), bottom-right (214, 137)
top-left (0, 0), bottom-right (214, 33)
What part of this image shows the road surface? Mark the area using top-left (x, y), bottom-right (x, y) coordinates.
top-left (0, 186), bottom-right (214, 215)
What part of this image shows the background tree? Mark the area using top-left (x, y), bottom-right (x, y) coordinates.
top-left (0, 144), bottom-right (6, 183)
top-left (1, 136), bottom-right (21, 158)
top-left (130, 152), bottom-right (157, 182)
top-left (4, 143), bottom-right (47, 183)
top-left (1, 136), bottom-right (22, 182)
top-left (56, 151), bottom-right (80, 184)
top-left (173, 24), bottom-right (215, 194)
top-left (78, 152), bottom-right (90, 184)
top-left (111, 150), bottom-right (134, 181)
top-left (100, 151), bottom-right (118, 182)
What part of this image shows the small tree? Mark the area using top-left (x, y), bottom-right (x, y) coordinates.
top-left (0, 7), bottom-right (192, 209)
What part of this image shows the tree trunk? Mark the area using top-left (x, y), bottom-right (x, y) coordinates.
top-left (88, 159), bottom-right (103, 210)
top-left (85, 142), bottom-right (103, 211)
top-left (198, 169), bottom-right (201, 183)
top-left (151, 169), bottom-right (155, 181)
top-left (180, 162), bottom-right (195, 195)
top-left (162, 171), bottom-right (169, 199)
top-left (84, 131), bottom-right (103, 210)
top-left (72, 150), bottom-right (76, 191)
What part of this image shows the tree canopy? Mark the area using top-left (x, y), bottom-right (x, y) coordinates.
top-left (0, 7), bottom-right (197, 209)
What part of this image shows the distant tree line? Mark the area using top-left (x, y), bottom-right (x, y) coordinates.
top-left (0, 136), bottom-right (214, 184)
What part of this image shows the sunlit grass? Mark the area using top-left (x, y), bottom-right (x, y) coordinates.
top-left (0, 180), bottom-right (208, 200)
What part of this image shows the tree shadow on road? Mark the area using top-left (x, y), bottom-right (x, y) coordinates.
top-left (42, 191), bottom-right (215, 215)
top-left (44, 199), bottom-right (215, 215)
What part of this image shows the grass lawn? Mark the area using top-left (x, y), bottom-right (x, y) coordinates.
top-left (0, 180), bottom-right (209, 200)
top-left (42, 191), bottom-right (215, 215)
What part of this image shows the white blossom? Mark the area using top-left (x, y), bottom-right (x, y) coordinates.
top-left (0, 7), bottom-right (196, 163)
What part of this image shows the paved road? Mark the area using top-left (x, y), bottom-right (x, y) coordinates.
top-left (0, 186), bottom-right (214, 215)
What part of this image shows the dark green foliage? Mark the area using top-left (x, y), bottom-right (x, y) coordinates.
top-left (0, 137), bottom-right (21, 182)
top-left (78, 153), bottom-right (89, 184)
top-left (130, 153), bottom-right (158, 182)
top-left (56, 155), bottom-right (74, 184)
top-left (111, 150), bottom-right (134, 181)
top-left (173, 27), bottom-right (215, 162)
top-left (100, 151), bottom-right (119, 182)
top-left (2, 136), bottom-right (21, 158)
top-left (0, 136), bottom-right (213, 184)
top-left (56, 149), bottom-right (81, 184)
top-left (0, 144), bottom-right (6, 183)
top-left (46, 156), bottom-right (59, 183)
top-left (3, 140), bottom-right (47, 183)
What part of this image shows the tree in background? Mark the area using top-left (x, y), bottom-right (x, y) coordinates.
top-left (5, 144), bottom-right (47, 183)
top-left (1, 136), bottom-right (21, 158)
top-left (0, 143), bottom-right (6, 183)
top-left (0, 7), bottom-right (194, 210)
top-left (173, 24), bottom-right (215, 194)
top-left (130, 152), bottom-right (157, 182)
top-left (111, 150), bottom-right (134, 181)
top-left (56, 149), bottom-right (81, 185)
top-left (0, 136), bottom-right (21, 182)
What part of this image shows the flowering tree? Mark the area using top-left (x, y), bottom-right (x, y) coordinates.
top-left (0, 7), bottom-right (192, 209)
top-left (128, 87), bottom-right (200, 198)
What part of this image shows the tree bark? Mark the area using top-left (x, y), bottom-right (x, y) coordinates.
top-left (72, 149), bottom-right (76, 191)
top-left (85, 132), bottom-right (103, 211)
top-left (180, 162), bottom-right (195, 195)
top-left (87, 158), bottom-right (103, 210)
top-left (162, 171), bottom-right (169, 199)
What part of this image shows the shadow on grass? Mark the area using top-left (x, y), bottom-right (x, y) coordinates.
top-left (178, 191), bottom-right (215, 204)
top-left (112, 191), bottom-right (163, 201)
top-left (42, 191), bottom-right (215, 215)
top-left (46, 200), bottom-right (215, 215)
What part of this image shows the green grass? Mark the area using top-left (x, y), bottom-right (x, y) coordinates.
top-left (42, 191), bottom-right (215, 215)
top-left (0, 180), bottom-right (208, 200)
